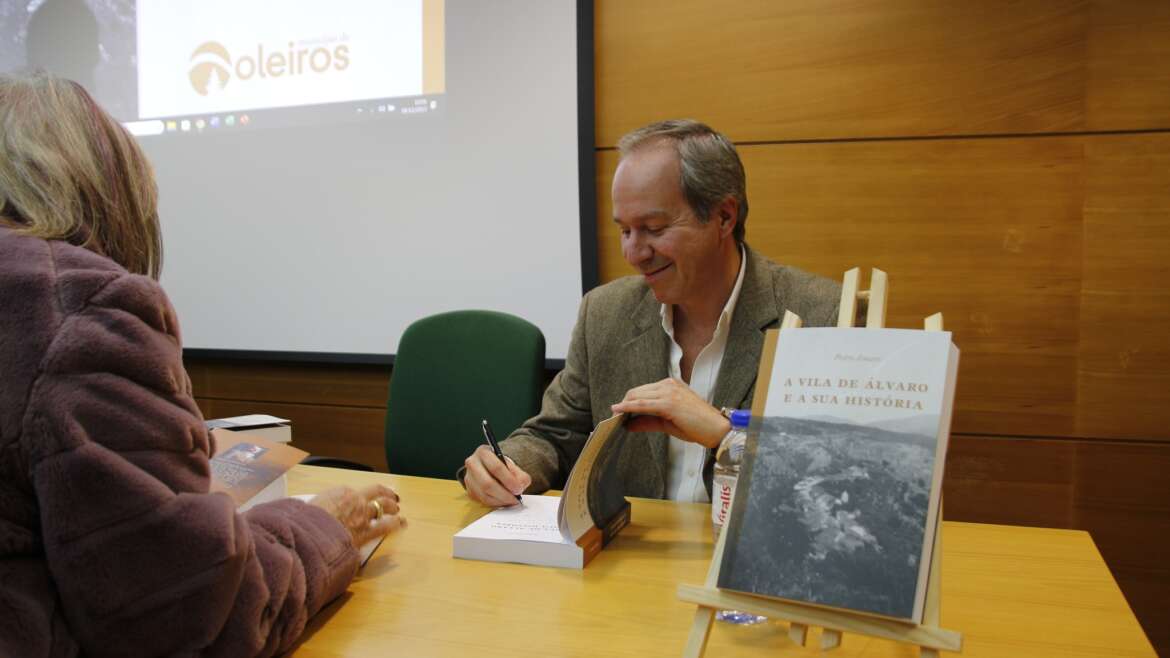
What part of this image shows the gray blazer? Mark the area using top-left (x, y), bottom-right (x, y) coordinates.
top-left (501, 245), bottom-right (843, 499)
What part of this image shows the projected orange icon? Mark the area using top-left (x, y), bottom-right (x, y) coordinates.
top-left (189, 41), bottom-right (232, 96)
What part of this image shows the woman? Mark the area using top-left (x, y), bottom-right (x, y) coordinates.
top-left (0, 73), bottom-right (404, 656)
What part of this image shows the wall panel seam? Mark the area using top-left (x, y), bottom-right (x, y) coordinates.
top-left (595, 127), bottom-right (1170, 151)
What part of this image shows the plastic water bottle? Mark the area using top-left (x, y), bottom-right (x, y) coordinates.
top-left (711, 409), bottom-right (767, 625)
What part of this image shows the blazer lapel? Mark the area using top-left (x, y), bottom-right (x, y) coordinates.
top-left (617, 287), bottom-right (671, 497)
top-left (712, 246), bottom-right (781, 411)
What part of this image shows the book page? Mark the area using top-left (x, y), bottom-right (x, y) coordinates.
top-left (458, 494), bottom-right (567, 544)
top-left (205, 414), bottom-right (290, 429)
top-left (557, 413), bottom-right (625, 541)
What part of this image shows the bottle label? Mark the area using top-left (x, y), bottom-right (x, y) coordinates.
top-left (712, 474), bottom-right (736, 528)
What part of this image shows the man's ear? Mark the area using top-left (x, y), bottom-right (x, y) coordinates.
top-left (715, 197), bottom-right (739, 238)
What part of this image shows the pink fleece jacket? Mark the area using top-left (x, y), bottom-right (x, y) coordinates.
top-left (0, 226), bottom-right (359, 656)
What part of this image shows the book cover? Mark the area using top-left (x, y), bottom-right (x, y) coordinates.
top-left (205, 414), bottom-right (292, 443)
top-left (453, 413), bottom-right (632, 569)
top-left (717, 327), bottom-right (958, 623)
top-left (209, 429), bottom-right (307, 511)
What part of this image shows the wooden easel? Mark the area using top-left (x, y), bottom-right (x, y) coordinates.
top-left (679, 268), bottom-right (962, 657)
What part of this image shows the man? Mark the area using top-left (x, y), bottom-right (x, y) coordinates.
top-left (462, 119), bottom-right (841, 507)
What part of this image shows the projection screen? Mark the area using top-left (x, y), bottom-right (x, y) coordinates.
top-left (1, 0), bottom-right (597, 362)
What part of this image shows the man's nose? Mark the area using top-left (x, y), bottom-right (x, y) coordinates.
top-left (624, 231), bottom-right (652, 263)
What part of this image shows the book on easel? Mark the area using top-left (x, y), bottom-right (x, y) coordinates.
top-left (716, 327), bottom-right (959, 624)
top-left (453, 413), bottom-right (632, 569)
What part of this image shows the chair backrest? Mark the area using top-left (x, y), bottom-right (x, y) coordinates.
top-left (385, 310), bottom-right (546, 479)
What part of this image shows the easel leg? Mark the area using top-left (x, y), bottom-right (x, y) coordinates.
top-left (821, 629), bottom-right (842, 650)
top-left (682, 607), bottom-right (716, 658)
top-left (788, 622), bottom-right (809, 646)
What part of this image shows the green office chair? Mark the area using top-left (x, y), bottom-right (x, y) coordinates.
top-left (384, 310), bottom-right (546, 479)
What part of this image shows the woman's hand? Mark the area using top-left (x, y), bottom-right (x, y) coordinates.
top-left (309, 484), bottom-right (405, 548)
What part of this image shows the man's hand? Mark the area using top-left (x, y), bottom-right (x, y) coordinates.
top-left (463, 445), bottom-right (532, 507)
top-left (610, 378), bottom-right (730, 448)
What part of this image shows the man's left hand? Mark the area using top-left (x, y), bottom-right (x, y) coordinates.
top-left (610, 378), bottom-right (730, 448)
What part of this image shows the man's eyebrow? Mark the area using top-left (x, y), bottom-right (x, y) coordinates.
top-left (613, 209), bottom-right (672, 224)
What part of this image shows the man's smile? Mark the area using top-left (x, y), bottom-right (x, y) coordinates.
top-left (642, 262), bottom-right (673, 281)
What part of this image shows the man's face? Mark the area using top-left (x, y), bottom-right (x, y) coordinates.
top-left (612, 144), bottom-right (727, 306)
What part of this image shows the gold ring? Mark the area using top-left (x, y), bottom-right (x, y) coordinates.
top-left (369, 499), bottom-right (384, 521)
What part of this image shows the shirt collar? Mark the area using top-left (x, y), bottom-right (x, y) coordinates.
top-left (660, 244), bottom-right (748, 339)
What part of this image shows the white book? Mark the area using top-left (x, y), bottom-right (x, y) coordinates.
top-left (452, 414), bottom-right (632, 570)
top-left (453, 495), bottom-right (587, 569)
top-left (205, 414), bottom-right (292, 443)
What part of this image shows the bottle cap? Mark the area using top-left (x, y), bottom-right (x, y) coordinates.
top-left (729, 409), bottom-right (751, 428)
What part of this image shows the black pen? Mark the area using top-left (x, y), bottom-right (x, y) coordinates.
top-left (481, 419), bottom-right (522, 501)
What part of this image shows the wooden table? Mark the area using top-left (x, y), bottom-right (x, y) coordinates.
top-left (286, 466), bottom-right (1155, 657)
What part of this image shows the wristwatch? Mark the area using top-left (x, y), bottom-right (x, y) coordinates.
top-left (716, 407), bottom-right (737, 450)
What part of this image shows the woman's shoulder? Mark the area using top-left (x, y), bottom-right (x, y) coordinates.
top-left (1, 224), bottom-right (126, 279)
top-left (0, 225), bottom-right (157, 316)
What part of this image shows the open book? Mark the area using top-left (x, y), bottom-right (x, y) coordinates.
top-left (208, 429), bottom-right (305, 512)
top-left (452, 413), bottom-right (632, 569)
top-left (210, 430), bottom-right (383, 567)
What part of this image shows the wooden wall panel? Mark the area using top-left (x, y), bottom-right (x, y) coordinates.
top-left (598, 1), bottom-right (1170, 146)
top-left (1079, 135), bottom-right (1170, 439)
top-left (1073, 441), bottom-right (1170, 563)
top-left (189, 360), bottom-right (391, 470)
top-left (187, 360), bottom-right (390, 407)
top-left (596, 0), bottom-right (1087, 144)
top-left (944, 436), bottom-right (1077, 529)
top-left (1086, 0), bottom-right (1170, 130)
top-left (196, 397), bottom-right (388, 472)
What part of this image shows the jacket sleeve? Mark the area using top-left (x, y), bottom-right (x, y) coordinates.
top-left (23, 270), bottom-right (358, 657)
top-left (775, 265), bottom-right (847, 329)
top-left (496, 290), bottom-right (599, 493)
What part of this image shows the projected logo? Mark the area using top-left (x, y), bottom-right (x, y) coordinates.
top-left (187, 39), bottom-right (351, 96)
top-left (189, 41), bottom-right (232, 96)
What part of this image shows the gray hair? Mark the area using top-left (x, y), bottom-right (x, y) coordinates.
top-left (616, 119), bottom-right (748, 243)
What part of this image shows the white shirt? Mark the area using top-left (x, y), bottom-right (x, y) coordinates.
top-left (659, 246), bottom-right (747, 502)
